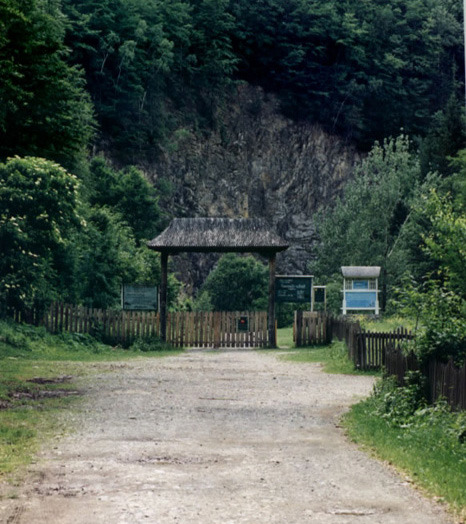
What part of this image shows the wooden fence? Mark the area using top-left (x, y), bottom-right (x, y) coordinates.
top-left (330, 316), bottom-right (465, 410)
top-left (294, 311), bottom-right (332, 346)
top-left (385, 346), bottom-right (466, 410)
top-left (356, 329), bottom-right (414, 370)
top-left (164, 310), bottom-right (268, 348)
top-left (19, 303), bottom-right (269, 348)
top-left (330, 316), bottom-right (413, 370)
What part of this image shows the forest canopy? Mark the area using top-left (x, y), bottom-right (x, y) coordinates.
top-left (1, 0), bottom-right (464, 165)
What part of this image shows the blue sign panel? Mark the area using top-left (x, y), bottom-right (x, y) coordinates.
top-left (345, 291), bottom-right (376, 309)
top-left (353, 280), bottom-right (369, 290)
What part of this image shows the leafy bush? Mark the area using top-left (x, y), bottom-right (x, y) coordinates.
top-left (200, 254), bottom-right (268, 311)
top-left (371, 372), bottom-right (427, 427)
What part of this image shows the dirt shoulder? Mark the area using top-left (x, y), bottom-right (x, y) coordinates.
top-left (0, 350), bottom-right (452, 523)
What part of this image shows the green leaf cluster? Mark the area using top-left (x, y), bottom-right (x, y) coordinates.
top-left (310, 135), bottom-right (422, 310)
top-left (0, 155), bottom-right (171, 313)
top-left (199, 253), bottom-right (268, 311)
top-left (0, 0), bottom-right (94, 170)
top-left (230, 0), bottom-right (463, 148)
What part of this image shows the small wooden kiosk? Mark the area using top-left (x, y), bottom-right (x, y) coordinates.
top-left (341, 266), bottom-right (380, 315)
top-left (147, 218), bottom-right (289, 347)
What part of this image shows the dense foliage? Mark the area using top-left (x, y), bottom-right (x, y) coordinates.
top-left (310, 135), bottom-right (422, 309)
top-left (198, 254), bottom-right (268, 311)
top-left (2, 0), bottom-right (463, 163)
top-left (0, 0), bottom-right (465, 329)
top-left (231, 0), bottom-right (463, 148)
top-left (0, 157), bottom-right (82, 311)
top-left (0, 155), bottom-right (169, 313)
top-left (0, 0), bottom-right (94, 171)
top-left (395, 189), bottom-right (466, 365)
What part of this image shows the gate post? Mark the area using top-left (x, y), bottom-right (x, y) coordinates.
top-left (268, 253), bottom-right (277, 348)
top-left (160, 251), bottom-right (168, 342)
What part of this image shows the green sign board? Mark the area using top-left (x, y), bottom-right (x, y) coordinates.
top-left (275, 276), bottom-right (312, 303)
top-left (121, 285), bottom-right (158, 311)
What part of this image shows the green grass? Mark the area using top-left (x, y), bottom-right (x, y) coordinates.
top-left (344, 394), bottom-right (466, 519)
top-left (0, 319), bottom-right (181, 478)
top-left (358, 315), bottom-right (416, 332)
top-left (280, 339), bottom-right (379, 375)
top-left (277, 326), bottom-right (294, 349)
top-left (276, 327), bottom-right (377, 375)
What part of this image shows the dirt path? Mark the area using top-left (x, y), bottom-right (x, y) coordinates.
top-left (1, 350), bottom-right (452, 523)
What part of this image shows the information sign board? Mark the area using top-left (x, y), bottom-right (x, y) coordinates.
top-left (121, 285), bottom-right (158, 311)
top-left (275, 276), bottom-right (312, 303)
top-left (345, 291), bottom-right (377, 309)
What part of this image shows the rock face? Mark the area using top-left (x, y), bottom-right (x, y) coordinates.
top-left (146, 85), bottom-right (359, 290)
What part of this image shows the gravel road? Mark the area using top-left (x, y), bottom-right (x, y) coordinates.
top-left (1, 350), bottom-right (452, 523)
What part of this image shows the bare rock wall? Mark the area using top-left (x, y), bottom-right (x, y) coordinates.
top-left (146, 85), bottom-right (359, 290)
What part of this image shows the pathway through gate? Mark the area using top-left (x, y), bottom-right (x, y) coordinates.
top-left (1, 350), bottom-right (452, 523)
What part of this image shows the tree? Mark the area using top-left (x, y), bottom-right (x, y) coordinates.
top-left (86, 157), bottom-right (162, 242)
top-left (62, 0), bottom-right (237, 161)
top-left (0, 157), bottom-right (82, 313)
top-left (200, 254), bottom-right (268, 311)
top-left (230, 0), bottom-right (463, 147)
top-left (395, 190), bottom-right (466, 365)
top-left (420, 94), bottom-right (466, 179)
top-left (311, 135), bottom-right (422, 310)
top-left (0, 0), bottom-right (94, 170)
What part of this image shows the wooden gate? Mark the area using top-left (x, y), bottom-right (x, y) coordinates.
top-left (166, 311), bottom-right (268, 348)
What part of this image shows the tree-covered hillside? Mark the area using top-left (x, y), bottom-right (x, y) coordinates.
top-left (2, 0), bottom-right (464, 164)
top-left (0, 0), bottom-right (465, 326)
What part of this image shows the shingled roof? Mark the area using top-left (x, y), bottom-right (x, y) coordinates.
top-left (341, 266), bottom-right (381, 278)
top-left (147, 218), bottom-right (289, 253)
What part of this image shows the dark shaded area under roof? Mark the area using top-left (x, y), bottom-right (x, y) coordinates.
top-left (147, 218), bottom-right (289, 254)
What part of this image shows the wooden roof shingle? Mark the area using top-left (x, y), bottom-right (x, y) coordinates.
top-left (147, 218), bottom-right (289, 254)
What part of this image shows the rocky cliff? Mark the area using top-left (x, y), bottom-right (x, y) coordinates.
top-left (146, 85), bottom-right (359, 290)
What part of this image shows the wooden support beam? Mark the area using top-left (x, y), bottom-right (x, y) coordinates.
top-left (268, 253), bottom-right (277, 348)
top-left (160, 251), bottom-right (168, 342)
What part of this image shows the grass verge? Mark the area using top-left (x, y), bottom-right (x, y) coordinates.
top-left (358, 315), bottom-right (416, 332)
top-left (343, 389), bottom-right (466, 519)
top-left (0, 319), bottom-right (181, 479)
top-left (277, 326), bottom-right (378, 375)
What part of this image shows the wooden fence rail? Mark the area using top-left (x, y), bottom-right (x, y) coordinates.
top-left (330, 316), bottom-right (413, 370)
top-left (356, 328), bottom-right (414, 370)
top-left (14, 303), bottom-right (269, 348)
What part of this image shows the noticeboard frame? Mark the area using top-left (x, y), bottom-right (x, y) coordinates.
top-left (275, 275), bottom-right (313, 304)
top-left (121, 284), bottom-right (158, 311)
